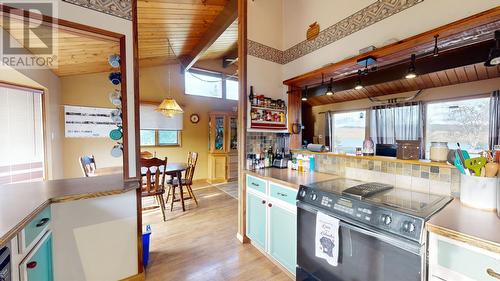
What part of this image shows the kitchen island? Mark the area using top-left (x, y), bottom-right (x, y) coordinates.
top-left (0, 174), bottom-right (141, 281)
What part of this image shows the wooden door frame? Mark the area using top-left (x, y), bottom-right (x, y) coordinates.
top-left (237, 0), bottom-right (249, 243)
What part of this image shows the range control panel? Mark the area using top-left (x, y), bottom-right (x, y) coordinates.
top-left (297, 185), bottom-right (424, 242)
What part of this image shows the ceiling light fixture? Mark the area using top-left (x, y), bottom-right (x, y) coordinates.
top-left (433, 35), bottom-right (439, 57)
top-left (301, 86), bottom-right (308, 101)
top-left (354, 70), bottom-right (364, 90)
top-left (485, 30), bottom-right (500, 67)
top-left (156, 70), bottom-right (184, 117)
top-left (405, 54), bottom-right (417, 79)
top-left (325, 78), bottom-right (334, 96)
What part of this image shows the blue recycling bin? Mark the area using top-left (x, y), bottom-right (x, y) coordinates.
top-left (142, 225), bottom-right (152, 268)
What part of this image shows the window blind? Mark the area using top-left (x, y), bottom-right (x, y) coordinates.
top-left (140, 103), bottom-right (183, 130)
top-left (0, 85), bottom-right (44, 185)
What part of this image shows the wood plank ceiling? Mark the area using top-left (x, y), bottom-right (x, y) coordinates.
top-left (201, 19), bottom-right (237, 60)
top-left (307, 63), bottom-right (500, 106)
top-left (0, 15), bottom-right (120, 77)
top-left (137, 0), bottom-right (237, 67)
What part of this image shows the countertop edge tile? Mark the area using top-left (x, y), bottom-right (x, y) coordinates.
top-left (426, 199), bottom-right (500, 254)
top-left (0, 174), bottom-right (140, 246)
top-left (245, 168), bottom-right (339, 189)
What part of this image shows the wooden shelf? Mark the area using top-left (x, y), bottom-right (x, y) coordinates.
top-left (250, 105), bottom-right (286, 112)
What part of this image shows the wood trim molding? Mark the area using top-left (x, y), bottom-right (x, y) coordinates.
top-left (237, 0), bottom-right (248, 244)
top-left (0, 81), bottom-right (44, 94)
top-left (119, 272), bottom-right (145, 281)
top-left (427, 224), bottom-right (500, 254)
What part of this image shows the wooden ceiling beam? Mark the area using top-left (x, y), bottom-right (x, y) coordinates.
top-left (180, 0), bottom-right (237, 71)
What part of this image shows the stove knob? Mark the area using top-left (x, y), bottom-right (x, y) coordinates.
top-left (311, 193), bottom-right (318, 201)
top-left (299, 190), bottom-right (307, 198)
top-left (403, 221), bottom-right (416, 232)
top-left (381, 214), bottom-right (392, 225)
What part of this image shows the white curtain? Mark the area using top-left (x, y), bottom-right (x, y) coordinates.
top-left (370, 101), bottom-right (425, 156)
top-left (325, 111), bottom-right (334, 150)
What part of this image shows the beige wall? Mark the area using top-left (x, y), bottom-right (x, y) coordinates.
top-left (139, 64), bottom-right (237, 180)
top-left (312, 77), bottom-right (500, 138)
top-left (60, 72), bottom-right (123, 179)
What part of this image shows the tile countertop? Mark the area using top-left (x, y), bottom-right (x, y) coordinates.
top-left (427, 199), bottom-right (500, 254)
top-left (0, 174), bottom-right (139, 246)
top-left (245, 168), bottom-right (339, 189)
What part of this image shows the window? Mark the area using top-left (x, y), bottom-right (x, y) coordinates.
top-left (0, 85), bottom-right (44, 184)
top-left (226, 79), bottom-right (239, 100)
top-left (426, 97), bottom-right (490, 155)
top-left (140, 129), bottom-right (180, 146)
top-left (140, 130), bottom-right (156, 146)
top-left (158, 130), bottom-right (180, 146)
top-left (331, 110), bottom-right (366, 154)
top-left (185, 69), bottom-right (222, 98)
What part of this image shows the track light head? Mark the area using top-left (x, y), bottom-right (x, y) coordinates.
top-left (405, 54), bottom-right (417, 79)
top-left (325, 78), bottom-right (334, 96)
top-left (485, 30), bottom-right (500, 67)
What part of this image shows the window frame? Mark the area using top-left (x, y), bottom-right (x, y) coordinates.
top-left (184, 68), bottom-right (238, 101)
top-left (140, 129), bottom-right (181, 147)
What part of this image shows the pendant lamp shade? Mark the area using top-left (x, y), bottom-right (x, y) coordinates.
top-left (155, 98), bottom-right (184, 117)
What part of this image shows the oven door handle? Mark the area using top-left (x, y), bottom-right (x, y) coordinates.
top-left (297, 202), bottom-right (423, 256)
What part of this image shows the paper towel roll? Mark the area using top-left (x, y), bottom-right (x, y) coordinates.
top-left (307, 144), bottom-right (326, 152)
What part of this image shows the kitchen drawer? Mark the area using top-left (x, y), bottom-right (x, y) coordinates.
top-left (437, 239), bottom-right (500, 281)
top-left (246, 175), bottom-right (266, 194)
top-left (20, 207), bottom-right (51, 253)
top-left (269, 183), bottom-right (297, 206)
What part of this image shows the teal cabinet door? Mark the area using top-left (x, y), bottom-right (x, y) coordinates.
top-left (269, 206), bottom-right (296, 273)
top-left (246, 193), bottom-right (267, 249)
top-left (25, 233), bottom-right (53, 281)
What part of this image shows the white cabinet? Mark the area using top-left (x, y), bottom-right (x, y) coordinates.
top-left (428, 232), bottom-right (500, 281)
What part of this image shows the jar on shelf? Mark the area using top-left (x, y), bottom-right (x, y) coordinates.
top-left (430, 142), bottom-right (449, 162)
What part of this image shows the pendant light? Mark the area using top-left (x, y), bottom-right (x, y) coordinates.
top-left (405, 54), bottom-right (417, 79)
top-left (156, 70), bottom-right (184, 117)
top-left (354, 70), bottom-right (364, 90)
top-left (325, 78), bottom-right (334, 96)
top-left (301, 86), bottom-right (308, 101)
top-left (485, 30), bottom-right (500, 67)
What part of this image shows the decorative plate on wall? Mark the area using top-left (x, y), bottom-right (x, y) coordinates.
top-left (190, 113), bottom-right (200, 124)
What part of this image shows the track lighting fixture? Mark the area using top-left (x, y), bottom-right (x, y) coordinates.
top-left (485, 30), bottom-right (500, 67)
top-left (301, 86), bottom-right (308, 101)
top-left (325, 78), bottom-right (334, 96)
top-left (433, 35), bottom-right (439, 57)
top-left (354, 70), bottom-right (363, 90)
top-left (405, 54), bottom-right (417, 79)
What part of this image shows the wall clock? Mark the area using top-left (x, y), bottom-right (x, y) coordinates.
top-left (190, 113), bottom-right (200, 124)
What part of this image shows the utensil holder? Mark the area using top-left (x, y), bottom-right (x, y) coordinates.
top-left (460, 174), bottom-right (498, 211)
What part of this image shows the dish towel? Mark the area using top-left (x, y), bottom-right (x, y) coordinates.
top-left (315, 211), bottom-right (340, 266)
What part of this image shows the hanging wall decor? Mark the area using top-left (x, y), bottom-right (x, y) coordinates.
top-left (307, 22), bottom-right (320, 41)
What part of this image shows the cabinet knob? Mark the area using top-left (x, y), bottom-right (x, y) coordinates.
top-left (261, 200), bottom-right (266, 204)
top-left (27, 261), bottom-right (37, 269)
top-left (268, 203), bottom-right (273, 207)
top-left (36, 218), bottom-right (50, 227)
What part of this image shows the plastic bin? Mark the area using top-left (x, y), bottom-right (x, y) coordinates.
top-left (142, 225), bottom-right (152, 268)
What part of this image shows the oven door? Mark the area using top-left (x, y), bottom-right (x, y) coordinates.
top-left (297, 202), bottom-right (425, 281)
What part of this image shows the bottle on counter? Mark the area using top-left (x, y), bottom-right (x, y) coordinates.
top-left (249, 86), bottom-right (255, 106)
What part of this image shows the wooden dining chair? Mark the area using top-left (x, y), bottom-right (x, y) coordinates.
top-left (79, 155), bottom-right (96, 177)
top-left (140, 157), bottom-right (168, 221)
top-left (166, 152), bottom-right (199, 211)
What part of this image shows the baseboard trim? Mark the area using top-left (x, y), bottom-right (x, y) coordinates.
top-left (120, 272), bottom-right (145, 281)
top-left (236, 232), bottom-right (249, 243)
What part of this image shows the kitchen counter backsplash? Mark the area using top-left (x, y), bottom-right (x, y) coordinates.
top-left (247, 132), bottom-right (289, 154)
top-left (312, 153), bottom-right (460, 196)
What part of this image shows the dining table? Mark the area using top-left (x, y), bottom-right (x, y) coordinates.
top-left (93, 163), bottom-right (190, 211)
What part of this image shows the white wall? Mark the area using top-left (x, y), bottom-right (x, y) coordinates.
top-left (281, 0), bottom-right (500, 79)
top-left (51, 190), bottom-right (138, 281)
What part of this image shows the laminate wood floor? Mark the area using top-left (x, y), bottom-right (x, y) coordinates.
top-left (143, 183), bottom-right (292, 281)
